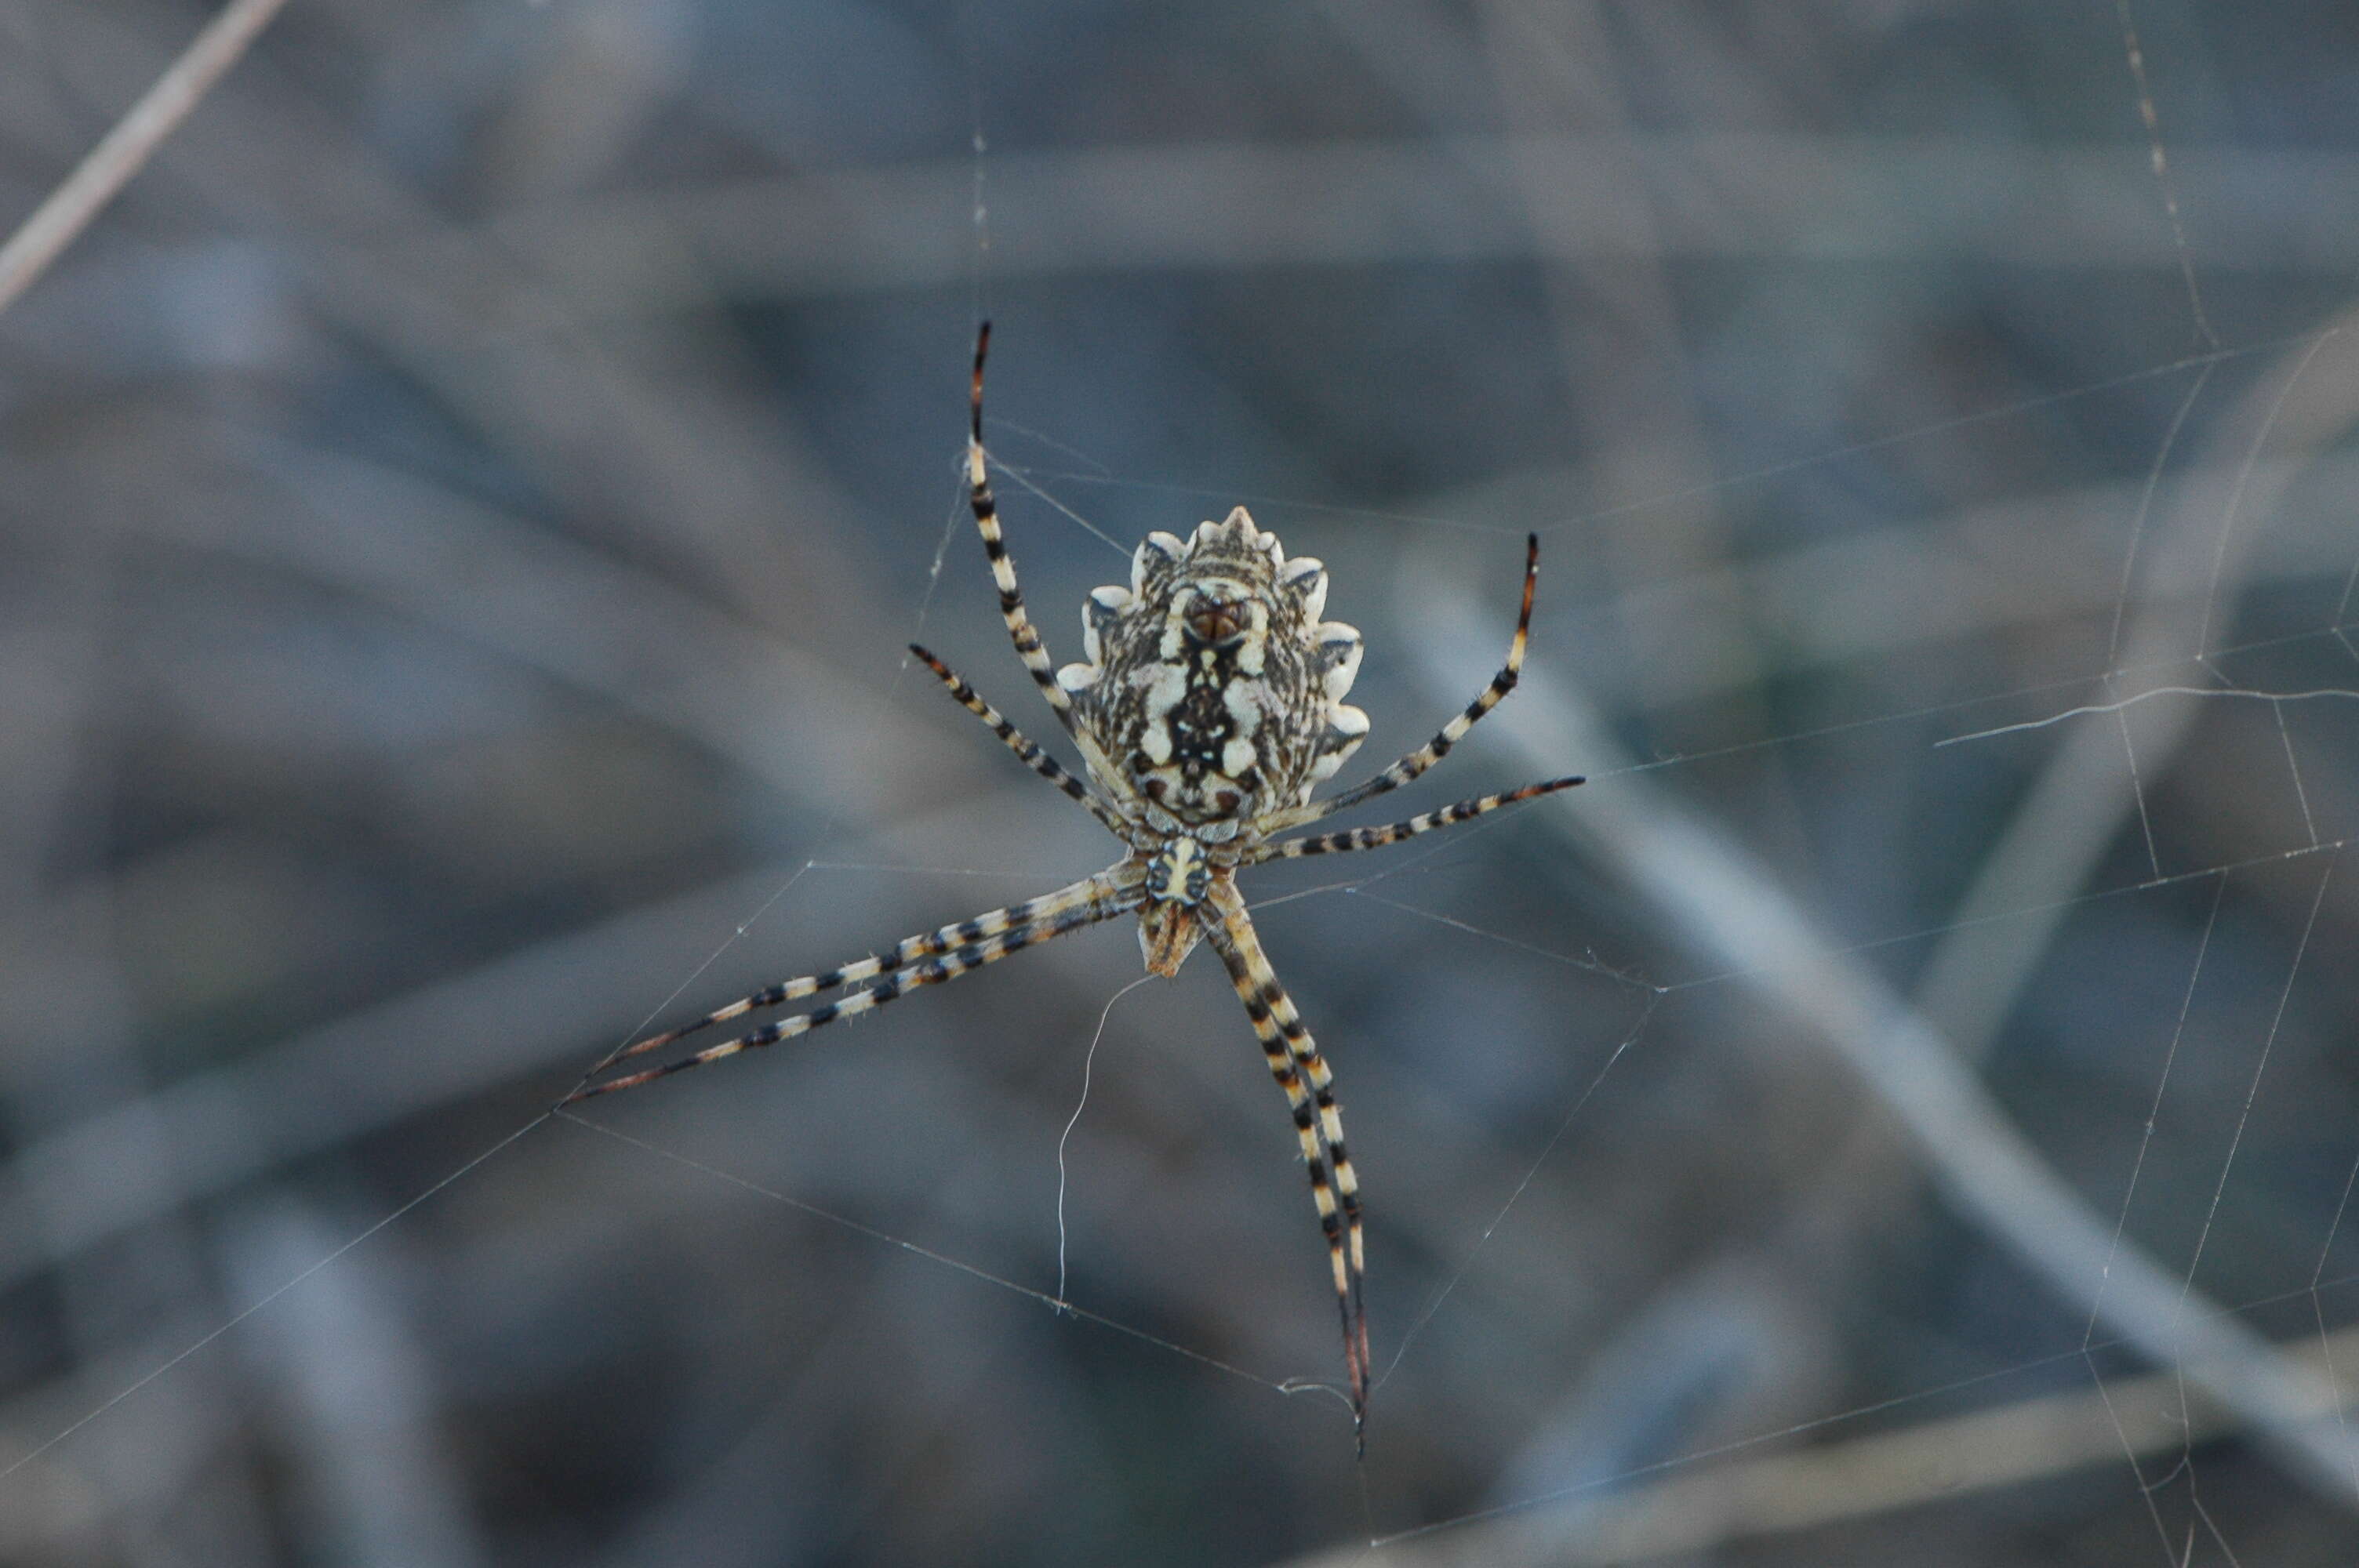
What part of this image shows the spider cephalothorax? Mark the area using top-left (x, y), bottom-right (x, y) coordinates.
top-left (1132, 833), bottom-right (1217, 976)
top-left (569, 325), bottom-right (1583, 1450)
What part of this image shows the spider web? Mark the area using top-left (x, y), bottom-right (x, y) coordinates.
top-left (2, 2), bottom-right (2357, 1564)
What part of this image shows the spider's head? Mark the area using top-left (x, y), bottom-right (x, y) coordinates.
top-left (1136, 837), bottom-right (1213, 977)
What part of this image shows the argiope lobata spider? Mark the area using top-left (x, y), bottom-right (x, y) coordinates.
top-left (569, 325), bottom-right (1583, 1447)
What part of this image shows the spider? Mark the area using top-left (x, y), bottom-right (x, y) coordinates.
top-left (569, 325), bottom-right (1583, 1446)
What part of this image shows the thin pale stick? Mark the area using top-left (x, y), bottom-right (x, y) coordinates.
top-left (0, 0), bottom-right (294, 316)
top-left (910, 642), bottom-right (1128, 836)
top-left (1251, 775), bottom-right (1583, 862)
top-left (1267, 533), bottom-right (1542, 833)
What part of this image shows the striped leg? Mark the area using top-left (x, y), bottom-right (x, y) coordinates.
top-left (1250, 776), bottom-right (1584, 863)
top-left (964, 324), bottom-right (1125, 790)
top-left (569, 884), bottom-right (1140, 1102)
top-left (580, 872), bottom-right (1132, 1080)
top-left (908, 643), bottom-right (1128, 838)
top-left (1268, 533), bottom-right (1543, 834)
top-left (1204, 879), bottom-right (1370, 1448)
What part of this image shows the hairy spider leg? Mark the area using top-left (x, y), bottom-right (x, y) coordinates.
top-left (1252, 775), bottom-right (1584, 862)
top-left (909, 642), bottom-right (1129, 838)
top-left (579, 871), bottom-right (1139, 1083)
top-left (1204, 877), bottom-right (1371, 1449)
top-left (572, 884), bottom-right (1140, 1100)
top-left (1265, 532), bottom-right (1543, 834)
top-left (965, 323), bottom-right (1125, 791)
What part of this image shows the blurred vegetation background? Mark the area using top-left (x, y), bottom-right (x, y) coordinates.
top-left (2, 1), bottom-right (2357, 1563)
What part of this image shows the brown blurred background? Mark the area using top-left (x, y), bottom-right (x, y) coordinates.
top-left (3, 1), bottom-right (2358, 1563)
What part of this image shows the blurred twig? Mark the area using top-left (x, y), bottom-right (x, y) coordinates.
top-left (1410, 604), bottom-right (2359, 1505)
top-left (486, 137), bottom-right (2359, 308)
top-left (1280, 1319), bottom-right (2359, 1566)
top-left (1916, 314), bottom-right (2359, 1062)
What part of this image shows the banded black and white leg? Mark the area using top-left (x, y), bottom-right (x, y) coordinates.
top-left (1267, 532), bottom-right (1543, 835)
top-left (1203, 879), bottom-right (1371, 1443)
top-left (1252, 775), bottom-right (1584, 862)
top-left (908, 642), bottom-right (1129, 837)
top-left (965, 323), bottom-right (1125, 788)
top-left (571, 870), bottom-right (1142, 1098)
